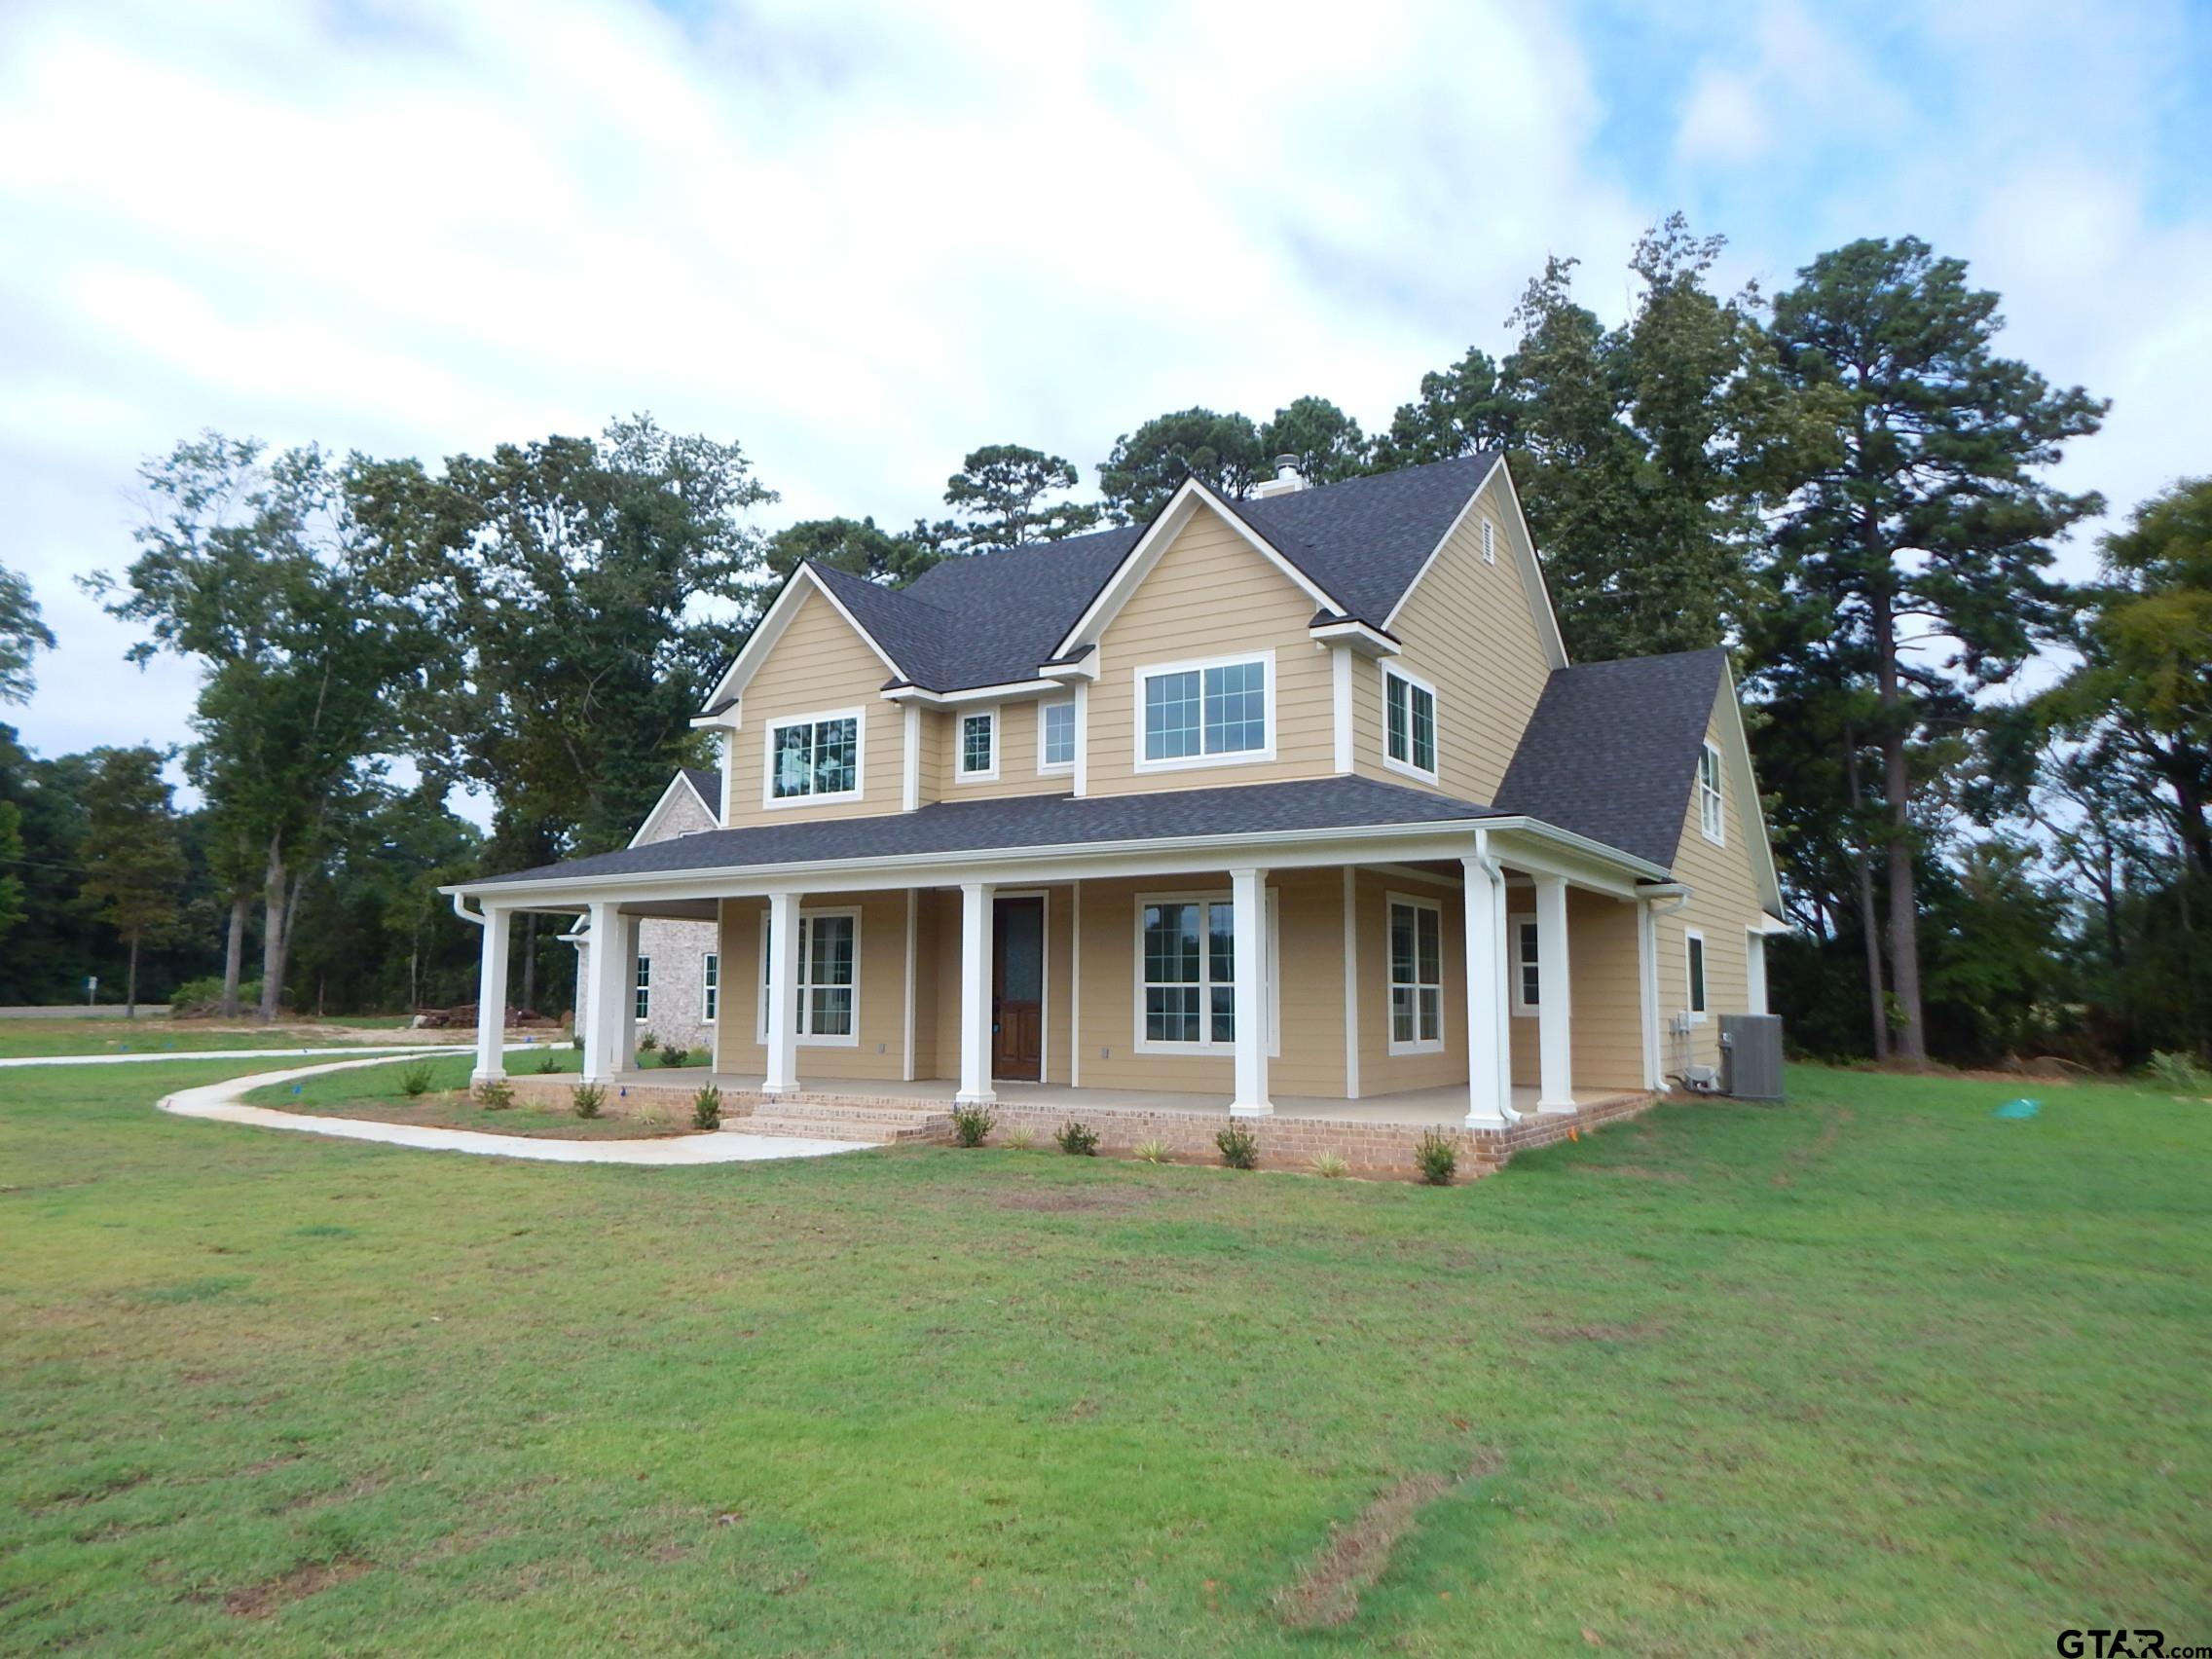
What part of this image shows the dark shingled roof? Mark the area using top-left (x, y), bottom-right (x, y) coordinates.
top-left (1493, 648), bottom-right (1727, 869)
top-left (679, 767), bottom-right (720, 808)
top-left (779, 455), bottom-right (1499, 693)
top-left (482, 776), bottom-right (1499, 888)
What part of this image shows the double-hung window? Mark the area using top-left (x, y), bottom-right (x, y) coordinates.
top-left (1137, 652), bottom-right (1272, 769)
top-left (766, 710), bottom-right (862, 803)
top-left (1134, 892), bottom-right (1277, 1053)
top-left (702, 952), bottom-right (719, 1023)
top-left (1510, 915), bottom-right (1539, 1015)
top-left (1699, 741), bottom-right (1725, 844)
top-left (957, 709), bottom-right (998, 781)
top-left (1685, 931), bottom-right (1708, 1023)
top-left (1387, 897), bottom-right (1445, 1051)
top-left (633, 955), bottom-right (652, 1020)
top-left (1039, 699), bottom-right (1076, 771)
top-left (757, 908), bottom-right (860, 1045)
top-left (1382, 668), bottom-right (1438, 781)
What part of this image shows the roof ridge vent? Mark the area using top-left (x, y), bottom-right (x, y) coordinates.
top-left (1249, 454), bottom-right (1306, 498)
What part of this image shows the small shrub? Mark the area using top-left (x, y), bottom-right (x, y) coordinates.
top-left (1004, 1126), bottom-right (1036, 1151)
top-left (1413, 1130), bottom-right (1456, 1185)
top-left (638, 1031), bottom-right (660, 1052)
top-left (1054, 1121), bottom-right (1098, 1157)
top-left (573, 1083), bottom-right (605, 1120)
top-left (659, 1044), bottom-right (691, 1068)
top-left (692, 1086), bottom-right (722, 1130)
top-left (1309, 1151), bottom-right (1349, 1179)
top-left (1134, 1139), bottom-right (1170, 1164)
top-left (531, 1051), bottom-right (562, 1075)
top-left (950, 1104), bottom-right (997, 1148)
top-left (1216, 1124), bottom-right (1260, 1169)
top-left (473, 1078), bottom-right (515, 1111)
top-left (170, 975), bottom-right (262, 1012)
top-left (571, 1034), bottom-right (585, 1051)
top-left (2145, 1050), bottom-right (2212, 1096)
top-left (397, 1061), bottom-right (434, 1098)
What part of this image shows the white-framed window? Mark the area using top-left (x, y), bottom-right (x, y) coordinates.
top-left (957, 708), bottom-right (998, 782)
top-left (1135, 649), bottom-right (1274, 771)
top-left (1386, 895), bottom-right (1445, 1053)
top-left (756, 907), bottom-right (861, 1046)
top-left (1131, 890), bottom-right (1279, 1055)
top-left (1699, 740), bottom-right (1725, 845)
top-left (1382, 666), bottom-right (1438, 782)
top-left (1480, 519), bottom-right (1496, 564)
top-left (763, 708), bottom-right (863, 806)
top-left (634, 955), bottom-right (651, 1021)
top-left (702, 952), bottom-right (719, 1023)
top-left (1510, 913), bottom-right (1540, 1016)
top-left (1685, 930), bottom-right (1708, 1023)
top-left (1039, 698), bottom-right (1076, 772)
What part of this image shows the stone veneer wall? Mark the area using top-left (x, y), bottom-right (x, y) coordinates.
top-left (502, 1077), bottom-right (1661, 1179)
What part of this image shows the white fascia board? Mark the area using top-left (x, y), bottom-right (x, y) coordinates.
top-left (1309, 619), bottom-right (1400, 657)
top-left (688, 711), bottom-right (741, 730)
top-left (1381, 454), bottom-right (1500, 633)
top-left (885, 678), bottom-right (1058, 709)
top-left (442, 809), bottom-right (1670, 908)
top-left (1049, 481), bottom-right (1341, 658)
top-left (699, 567), bottom-right (903, 713)
top-left (1382, 456), bottom-right (1568, 672)
top-left (1715, 659), bottom-right (1787, 919)
top-left (626, 771), bottom-right (717, 849)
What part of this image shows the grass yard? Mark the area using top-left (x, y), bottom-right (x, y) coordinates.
top-left (240, 1051), bottom-right (693, 1141)
top-left (2, 1060), bottom-right (2207, 1654)
top-left (0, 1018), bottom-right (442, 1060)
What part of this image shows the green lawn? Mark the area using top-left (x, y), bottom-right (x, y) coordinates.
top-left (241, 1050), bottom-right (693, 1141)
top-left (0, 1018), bottom-right (439, 1060)
top-left (3, 1061), bottom-right (2206, 1654)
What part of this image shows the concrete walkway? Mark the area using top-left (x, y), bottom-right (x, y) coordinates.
top-left (152, 1051), bottom-right (870, 1166)
top-left (0, 1045), bottom-right (429, 1069)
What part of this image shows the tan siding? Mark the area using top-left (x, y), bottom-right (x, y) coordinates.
top-left (1088, 508), bottom-right (1333, 795)
top-left (1568, 888), bottom-right (1644, 1091)
top-left (709, 890), bottom-right (911, 1082)
top-left (724, 590), bottom-right (904, 828)
top-left (1658, 691), bottom-right (1766, 1074)
top-left (936, 699), bottom-right (1078, 802)
top-left (1353, 483), bottom-right (1553, 805)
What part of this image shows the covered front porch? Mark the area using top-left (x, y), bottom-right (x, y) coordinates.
top-left (457, 818), bottom-right (1677, 1137)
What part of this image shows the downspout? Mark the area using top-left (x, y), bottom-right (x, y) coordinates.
top-left (1641, 882), bottom-right (1693, 1087)
top-left (451, 892), bottom-right (488, 928)
top-left (1471, 828), bottom-right (1523, 1126)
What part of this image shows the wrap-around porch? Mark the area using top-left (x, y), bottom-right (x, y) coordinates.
top-left (466, 836), bottom-right (1673, 1133)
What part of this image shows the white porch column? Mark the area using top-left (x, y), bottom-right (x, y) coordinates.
top-left (1534, 874), bottom-right (1575, 1113)
top-left (472, 904), bottom-right (512, 1085)
top-left (1638, 899), bottom-right (1663, 1090)
top-left (1461, 853), bottom-right (1509, 1127)
top-left (956, 881), bottom-right (996, 1105)
top-left (1229, 866), bottom-right (1272, 1117)
top-left (579, 902), bottom-right (635, 1084)
top-left (764, 891), bottom-right (802, 1095)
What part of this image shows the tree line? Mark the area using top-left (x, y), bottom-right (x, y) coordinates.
top-left (0, 217), bottom-right (2200, 1065)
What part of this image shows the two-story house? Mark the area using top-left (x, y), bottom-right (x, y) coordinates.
top-left (447, 452), bottom-right (1785, 1151)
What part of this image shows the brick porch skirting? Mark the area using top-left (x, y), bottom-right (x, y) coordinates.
top-left (500, 1077), bottom-right (1660, 1180)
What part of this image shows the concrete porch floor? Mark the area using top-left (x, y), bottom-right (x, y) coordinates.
top-left (598, 1069), bottom-right (1634, 1126)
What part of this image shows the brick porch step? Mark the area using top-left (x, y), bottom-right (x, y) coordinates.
top-left (731, 1101), bottom-right (954, 1144)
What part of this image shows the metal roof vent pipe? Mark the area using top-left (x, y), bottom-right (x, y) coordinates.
top-left (1250, 454), bottom-right (1306, 498)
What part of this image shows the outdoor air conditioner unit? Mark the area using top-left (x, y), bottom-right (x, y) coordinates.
top-left (1720, 1014), bottom-right (1787, 1102)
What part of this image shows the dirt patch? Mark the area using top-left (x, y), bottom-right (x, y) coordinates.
top-left (990, 1184), bottom-right (1161, 1214)
top-left (1273, 1454), bottom-right (1499, 1630)
top-left (224, 1554), bottom-right (371, 1619)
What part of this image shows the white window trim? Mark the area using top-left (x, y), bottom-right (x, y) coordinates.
top-left (1509, 910), bottom-right (1539, 1018)
top-left (760, 706), bottom-right (866, 810)
top-left (634, 954), bottom-right (651, 1021)
top-left (955, 706), bottom-right (1000, 784)
top-left (701, 951), bottom-right (719, 1024)
top-left (756, 903), bottom-right (863, 1048)
top-left (1385, 892), bottom-right (1446, 1056)
top-left (1684, 928), bottom-right (1708, 1024)
top-left (1130, 888), bottom-right (1280, 1057)
top-left (1699, 740), bottom-right (1725, 846)
top-left (1132, 648), bottom-right (1277, 774)
top-left (1380, 664), bottom-right (1440, 785)
top-left (1037, 697), bottom-right (1076, 775)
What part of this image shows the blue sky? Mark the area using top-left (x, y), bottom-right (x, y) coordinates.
top-left (1, 0), bottom-right (2206, 782)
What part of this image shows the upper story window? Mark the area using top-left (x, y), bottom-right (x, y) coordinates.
top-left (1039, 699), bottom-right (1076, 771)
top-left (958, 709), bottom-right (998, 782)
top-left (1382, 667), bottom-right (1438, 782)
top-left (766, 709), bottom-right (862, 805)
top-left (1137, 650), bottom-right (1272, 771)
top-left (1699, 740), bottom-right (1724, 844)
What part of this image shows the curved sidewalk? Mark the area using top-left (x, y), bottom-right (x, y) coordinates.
top-left (154, 1051), bottom-right (870, 1165)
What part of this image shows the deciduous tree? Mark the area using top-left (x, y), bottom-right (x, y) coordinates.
top-left (76, 746), bottom-right (185, 1017)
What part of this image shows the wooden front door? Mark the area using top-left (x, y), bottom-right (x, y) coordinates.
top-left (992, 896), bottom-right (1044, 1082)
